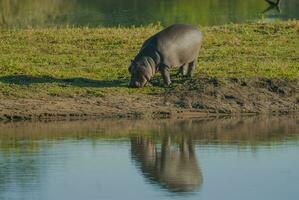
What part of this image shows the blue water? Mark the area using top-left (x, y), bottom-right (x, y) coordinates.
top-left (0, 116), bottom-right (298, 200)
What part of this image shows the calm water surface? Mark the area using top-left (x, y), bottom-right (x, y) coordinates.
top-left (0, 116), bottom-right (299, 200)
top-left (0, 0), bottom-right (298, 28)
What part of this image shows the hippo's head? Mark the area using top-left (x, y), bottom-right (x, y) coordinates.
top-left (128, 58), bottom-right (155, 88)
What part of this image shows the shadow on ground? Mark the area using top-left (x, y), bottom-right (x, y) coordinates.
top-left (0, 75), bottom-right (128, 88)
top-left (0, 74), bottom-right (191, 88)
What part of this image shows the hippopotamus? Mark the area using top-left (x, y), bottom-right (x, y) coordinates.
top-left (129, 24), bottom-right (203, 88)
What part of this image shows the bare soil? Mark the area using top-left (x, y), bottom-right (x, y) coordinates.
top-left (0, 78), bottom-right (298, 121)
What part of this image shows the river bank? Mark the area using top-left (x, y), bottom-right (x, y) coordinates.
top-left (0, 21), bottom-right (298, 120)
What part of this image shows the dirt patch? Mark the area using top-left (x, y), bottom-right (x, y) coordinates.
top-left (165, 77), bottom-right (298, 114)
top-left (0, 93), bottom-right (173, 121)
top-left (0, 78), bottom-right (298, 121)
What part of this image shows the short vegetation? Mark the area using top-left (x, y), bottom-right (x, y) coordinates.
top-left (0, 21), bottom-right (298, 98)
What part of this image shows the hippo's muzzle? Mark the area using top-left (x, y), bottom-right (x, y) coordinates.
top-left (129, 79), bottom-right (142, 88)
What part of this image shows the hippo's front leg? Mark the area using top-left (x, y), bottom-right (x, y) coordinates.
top-left (160, 66), bottom-right (171, 86)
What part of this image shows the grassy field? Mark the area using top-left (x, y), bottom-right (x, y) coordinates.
top-left (0, 21), bottom-right (298, 99)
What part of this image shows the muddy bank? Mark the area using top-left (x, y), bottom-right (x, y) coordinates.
top-left (166, 77), bottom-right (299, 114)
top-left (0, 78), bottom-right (298, 121)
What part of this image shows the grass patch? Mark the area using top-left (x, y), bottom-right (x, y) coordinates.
top-left (0, 21), bottom-right (298, 98)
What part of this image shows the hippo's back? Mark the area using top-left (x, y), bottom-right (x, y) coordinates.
top-left (154, 24), bottom-right (203, 68)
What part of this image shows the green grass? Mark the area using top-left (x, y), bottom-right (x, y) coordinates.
top-left (0, 21), bottom-right (298, 98)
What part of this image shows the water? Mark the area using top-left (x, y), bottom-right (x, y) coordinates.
top-left (0, 116), bottom-right (299, 200)
top-left (0, 0), bottom-right (298, 28)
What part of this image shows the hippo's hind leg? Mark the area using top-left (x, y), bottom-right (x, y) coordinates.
top-left (187, 58), bottom-right (197, 77)
top-left (177, 64), bottom-right (187, 76)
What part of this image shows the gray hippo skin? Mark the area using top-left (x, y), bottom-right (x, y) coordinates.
top-left (129, 24), bottom-right (203, 88)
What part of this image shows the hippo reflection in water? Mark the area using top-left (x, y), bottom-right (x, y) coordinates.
top-left (131, 135), bottom-right (202, 193)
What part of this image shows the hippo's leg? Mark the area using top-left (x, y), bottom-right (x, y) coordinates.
top-left (187, 59), bottom-right (197, 77)
top-left (160, 66), bottom-right (171, 86)
top-left (177, 64), bottom-right (187, 76)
